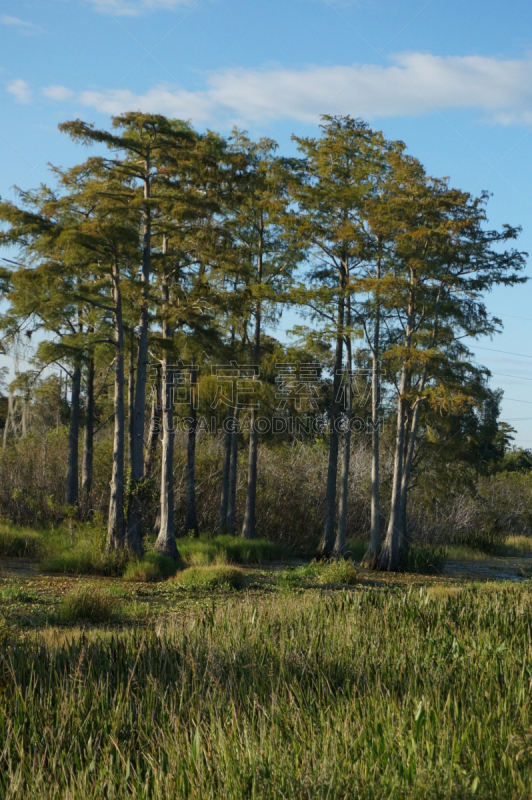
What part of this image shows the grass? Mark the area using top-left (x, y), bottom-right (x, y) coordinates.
top-left (402, 545), bottom-right (447, 574)
top-left (346, 537), bottom-right (369, 561)
top-left (0, 521), bottom-right (43, 558)
top-left (171, 564), bottom-right (247, 590)
top-left (177, 534), bottom-right (287, 566)
top-left (2, 584), bottom-right (532, 797)
top-left (58, 587), bottom-right (118, 624)
top-left (347, 539), bottom-right (447, 574)
top-left (123, 551), bottom-right (181, 582)
top-left (279, 558), bottom-right (359, 589)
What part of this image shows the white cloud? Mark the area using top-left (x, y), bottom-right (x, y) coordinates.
top-left (7, 79), bottom-right (32, 104)
top-left (86, 0), bottom-right (193, 16)
top-left (78, 85), bottom-right (214, 121)
top-left (39, 52), bottom-right (532, 125)
top-left (41, 85), bottom-right (75, 101)
top-left (1, 15), bottom-right (42, 33)
top-left (204, 53), bottom-right (532, 123)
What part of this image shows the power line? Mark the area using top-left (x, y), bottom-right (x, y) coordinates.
top-left (491, 371), bottom-right (532, 382)
top-left (474, 345), bottom-right (532, 360)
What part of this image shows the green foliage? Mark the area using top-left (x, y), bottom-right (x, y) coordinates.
top-left (123, 552), bottom-right (181, 583)
top-left (58, 588), bottom-right (117, 624)
top-left (172, 564), bottom-right (247, 590)
top-left (496, 447), bottom-right (532, 474)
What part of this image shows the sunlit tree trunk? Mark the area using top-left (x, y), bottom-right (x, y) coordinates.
top-left (334, 316), bottom-right (352, 557)
top-left (242, 213), bottom-right (263, 540)
top-left (218, 407), bottom-right (234, 530)
top-left (144, 379), bottom-right (161, 476)
top-left (227, 408), bottom-right (240, 534)
top-left (185, 364), bottom-right (199, 537)
top-left (65, 362), bottom-right (81, 506)
top-left (81, 356), bottom-right (95, 516)
top-left (127, 147), bottom-right (151, 556)
top-left (363, 262), bottom-right (382, 568)
top-left (155, 238), bottom-right (179, 559)
top-left (322, 263), bottom-right (346, 556)
top-left (107, 263), bottom-right (126, 551)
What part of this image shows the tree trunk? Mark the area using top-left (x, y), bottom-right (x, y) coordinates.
top-left (242, 213), bottom-right (263, 541)
top-left (398, 368), bottom-right (427, 553)
top-left (65, 363), bottom-right (81, 507)
top-left (154, 359), bottom-right (178, 558)
top-left (242, 411), bottom-right (258, 539)
top-left (334, 328), bottom-right (352, 558)
top-left (21, 396), bottom-right (28, 438)
top-left (322, 291), bottom-right (345, 556)
top-left (107, 264), bottom-right (126, 552)
top-left (128, 337), bottom-right (135, 467)
top-left (3, 391), bottom-right (13, 449)
top-left (363, 299), bottom-right (381, 568)
top-left (81, 356), bottom-right (95, 504)
top-left (376, 369), bottom-right (408, 571)
top-left (184, 368), bottom-right (199, 537)
top-left (218, 407), bottom-right (234, 530)
top-left (226, 407), bottom-right (239, 534)
top-left (144, 378), bottom-right (161, 476)
top-left (155, 236), bottom-right (179, 559)
top-left (127, 152), bottom-right (151, 556)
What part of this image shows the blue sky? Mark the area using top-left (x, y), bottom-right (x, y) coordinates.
top-left (2, 0), bottom-right (532, 445)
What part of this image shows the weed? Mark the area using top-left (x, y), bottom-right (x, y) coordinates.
top-left (0, 583), bottom-right (36, 603)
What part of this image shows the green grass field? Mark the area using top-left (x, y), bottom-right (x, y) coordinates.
top-left (2, 524), bottom-right (532, 798)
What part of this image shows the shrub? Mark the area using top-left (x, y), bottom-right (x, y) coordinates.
top-left (172, 565), bottom-right (246, 590)
top-left (58, 588), bottom-right (117, 624)
top-left (123, 552), bottom-right (181, 583)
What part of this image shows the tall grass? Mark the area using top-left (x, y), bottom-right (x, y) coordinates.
top-left (172, 564), bottom-right (247, 590)
top-left (347, 538), bottom-right (446, 574)
top-left (177, 534), bottom-right (287, 566)
top-left (58, 588), bottom-right (118, 624)
top-left (39, 523), bottom-right (127, 576)
top-left (0, 522), bottom-right (43, 558)
top-left (2, 586), bottom-right (532, 797)
top-left (123, 552), bottom-right (181, 582)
